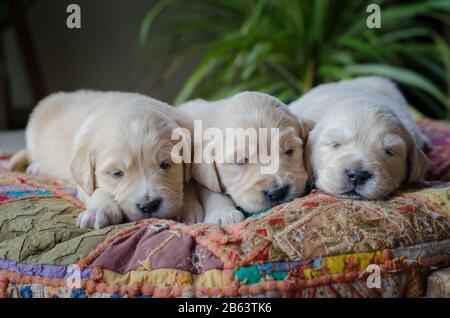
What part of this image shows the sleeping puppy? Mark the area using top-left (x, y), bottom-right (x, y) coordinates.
top-left (178, 92), bottom-right (314, 225)
top-left (10, 90), bottom-right (203, 228)
top-left (290, 76), bottom-right (428, 200)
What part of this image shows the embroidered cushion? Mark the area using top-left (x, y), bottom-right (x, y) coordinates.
top-left (418, 119), bottom-right (450, 181)
top-left (0, 118), bottom-right (449, 298)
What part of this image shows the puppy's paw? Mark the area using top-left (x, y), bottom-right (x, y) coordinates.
top-left (180, 208), bottom-right (205, 225)
top-left (76, 203), bottom-right (123, 229)
top-left (76, 210), bottom-right (97, 229)
top-left (204, 208), bottom-right (245, 226)
top-left (26, 163), bottom-right (41, 175)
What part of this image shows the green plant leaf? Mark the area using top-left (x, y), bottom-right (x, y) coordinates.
top-left (139, 0), bottom-right (175, 46)
top-left (174, 57), bottom-right (219, 105)
top-left (434, 34), bottom-right (450, 116)
top-left (139, 0), bottom-right (450, 118)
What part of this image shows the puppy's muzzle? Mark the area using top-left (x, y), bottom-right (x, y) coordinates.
top-left (265, 185), bottom-right (289, 204)
top-left (346, 168), bottom-right (372, 186)
top-left (137, 198), bottom-right (162, 215)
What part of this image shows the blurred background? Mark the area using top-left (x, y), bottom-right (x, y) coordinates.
top-left (0, 0), bottom-right (448, 137)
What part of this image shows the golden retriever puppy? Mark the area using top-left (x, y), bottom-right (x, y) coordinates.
top-left (10, 90), bottom-right (203, 228)
top-left (290, 76), bottom-right (428, 200)
top-left (178, 92), bottom-right (314, 225)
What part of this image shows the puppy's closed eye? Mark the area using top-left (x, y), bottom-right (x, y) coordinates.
top-left (331, 142), bottom-right (342, 149)
top-left (319, 129), bottom-right (345, 149)
top-left (284, 148), bottom-right (295, 156)
top-left (382, 134), bottom-right (406, 158)
top-left (111, 170), bottom-right (124, 178)
top-left (159, 161), bottom-right (171, 170)
top-left (384, 148), bottom-right (395, 156)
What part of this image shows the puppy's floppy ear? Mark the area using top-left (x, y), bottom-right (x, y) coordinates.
top-left (405, 129), bottom-right (428, 183)
top-left (177, 136), bottom-right (192, 184)
top-left (173, 111), bottom-right (221, 191)
top-left (191, 141), bottom-right (221, 192)
top-left (171, 114), bottom-right (194, 184)
top-left (280, 107), bottom-right (315, 141)
top-left (180, 133), bottom-right (192, 184)
top-left (303, 138), bottom-right (315, 177)
top-left (184, 163), bottom-right (192, 183)
top-left (71, 143), bottom-right (96, 196)
top-left (296, 117), bottom-right (315, 141)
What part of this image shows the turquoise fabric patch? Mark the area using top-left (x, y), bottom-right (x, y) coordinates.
top-left (234, 262), bottom-right (297, 285)
top-left (7, 189), bottom-right (52, 198)
top-left (243, 207), bottom-right (274, 219)
top-left (235, 265), bottom-right (263, 284)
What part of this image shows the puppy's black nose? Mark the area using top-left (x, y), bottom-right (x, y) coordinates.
top-left (346, 169), bottom-right (372, 185)
top-left (138, 199), bottom-right (161, 215)
top-left (265, 185), bottom-right (289, 203)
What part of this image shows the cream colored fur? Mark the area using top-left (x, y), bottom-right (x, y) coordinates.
top-left (290, 76), bottom-right (428, 199)
top-left (179, 91), bottom-right (313, 225)
top-left (10, 90), bottom-right (203, 228)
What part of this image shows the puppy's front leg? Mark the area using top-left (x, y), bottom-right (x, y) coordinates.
top-left (179, 182), bottom-right (205, 225)
top-left (76, 188), bottom-right (123, 229)
top-left (199, 186), bottom-right (245, 225)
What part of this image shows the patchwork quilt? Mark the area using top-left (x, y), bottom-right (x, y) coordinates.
top-left (0, 118), bottom-right (449, 298)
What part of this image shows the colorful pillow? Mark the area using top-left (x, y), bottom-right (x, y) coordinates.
top-left (0, 167), bottom-right (449, 298)
top-left (0, 118), bottom-right (449, 298)
top-left (418, 119), bottom-right (450, 181)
